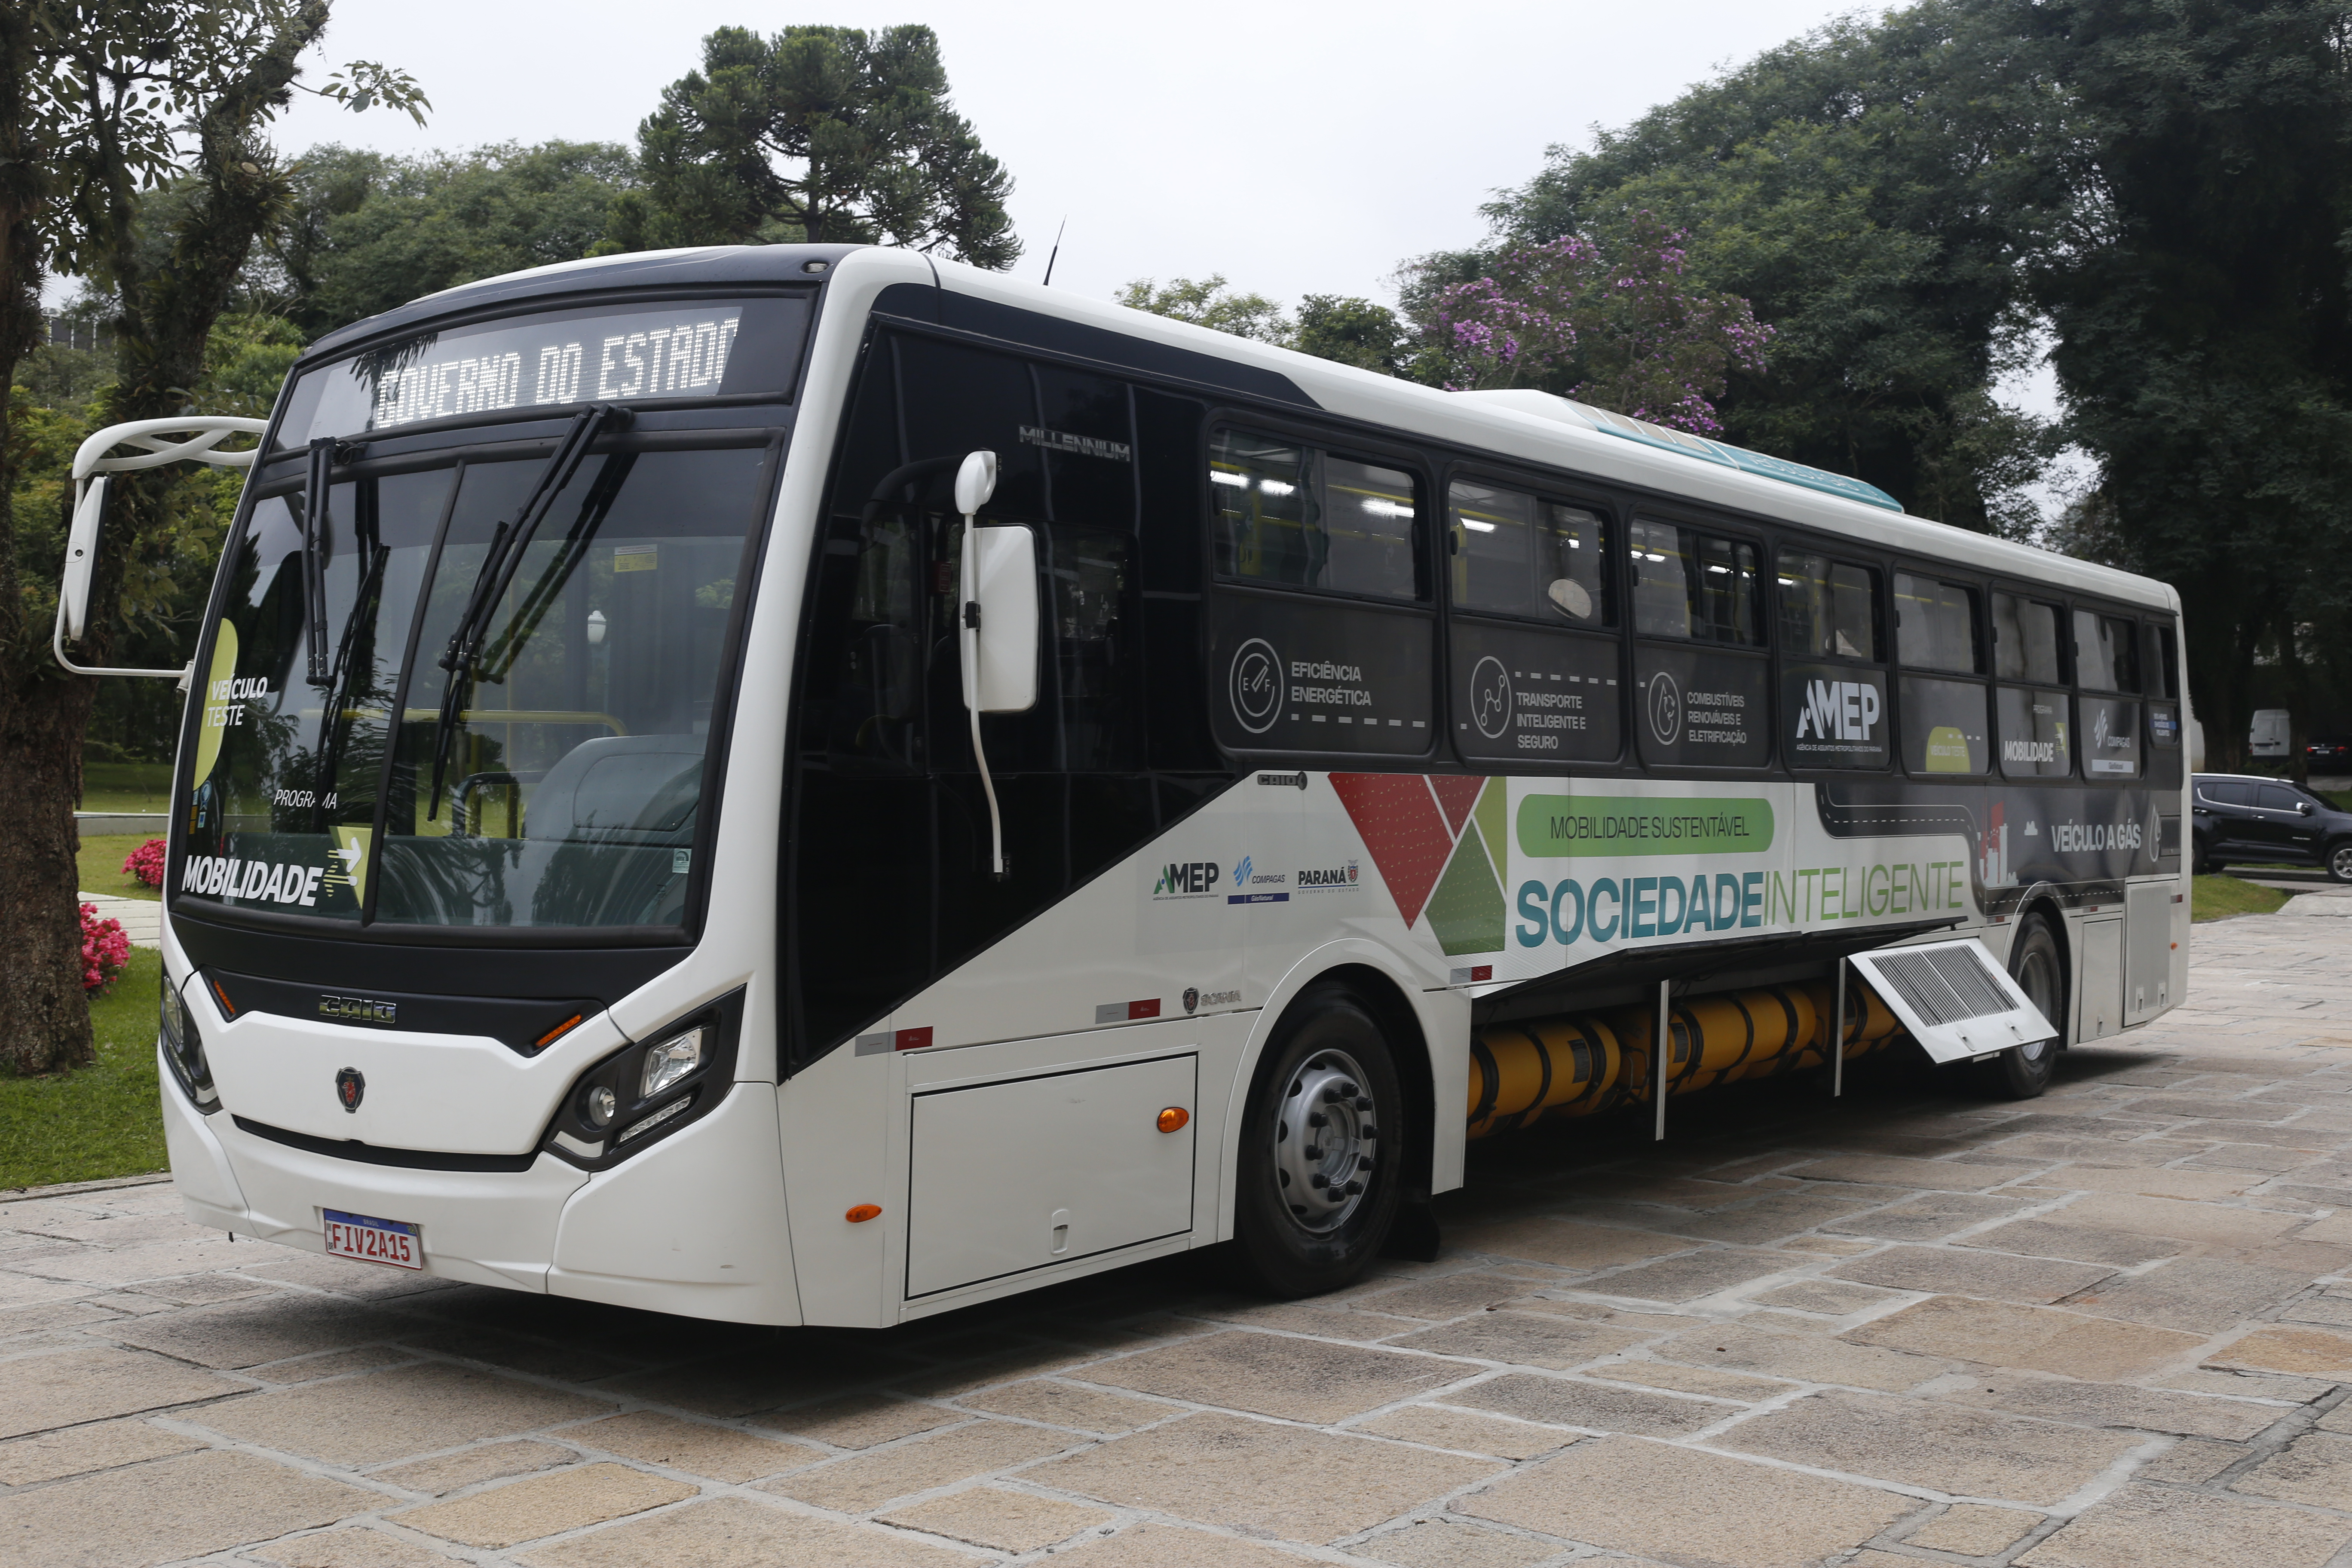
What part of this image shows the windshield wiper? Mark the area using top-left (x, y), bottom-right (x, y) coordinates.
top-left (425, 403), bottom-right (626, 819)
top-left (301, 439), bottom-right (339, 686)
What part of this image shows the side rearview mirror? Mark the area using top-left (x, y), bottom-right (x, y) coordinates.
top-left (61, 476), bottom-right (109, 641)
top-left (963, 525), bottom-right (1038, 714)
top-left (2299, 801), bottom-right (2314, 815)
top-left (954, 449), bottom-right (999, 517)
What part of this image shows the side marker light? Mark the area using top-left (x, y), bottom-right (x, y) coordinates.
top-left (845, 1204), bottom-right (882, 1223)
top-left (1157, 1107), bottom-right (1189, 1133)
top-left (211, 978), bottom-right (236, 1017)
top-left (536, 1013), bottom-right (585, 1050)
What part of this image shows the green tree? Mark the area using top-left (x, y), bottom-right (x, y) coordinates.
top-left (1117, 275), bottom-right (1289, 343)
top-left (1119, 276), bottom-right (1414, 376)
top-left (1293, 294), bottom-right (1410, 375)
top-left (606, 24), bottom-right (1019, 267)
top-left (269, 141), bottom-right (636, 335)
top-left (0, 1), bottom-right (423, 1074)
top-left (2020, 0), bottom-right (2352, 775)
top-left (1444, 2), bottom-right (2067, 526)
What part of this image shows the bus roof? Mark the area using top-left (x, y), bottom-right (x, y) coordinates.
top-left (300, 242), bottom-right (2177, 616)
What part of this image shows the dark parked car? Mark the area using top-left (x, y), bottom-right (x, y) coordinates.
top-left (2309, 735), bottom-right (2352, 769)
top-left (2192, 773), bottom-right (2352, 882)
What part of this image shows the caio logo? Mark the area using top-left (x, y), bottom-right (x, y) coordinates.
top-left (319, 994), bottom-right (397, 1025)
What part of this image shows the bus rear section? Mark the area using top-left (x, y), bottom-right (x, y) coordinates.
top-left (142, 243), bottom-right (2188, 1329)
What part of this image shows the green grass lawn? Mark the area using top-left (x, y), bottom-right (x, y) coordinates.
top-left (77, 832), bottom-right (164, 900)
top-left (81, 760), bottom-right (174, 814)
top-left (0, 947), bottom-right (167, 1189)
top-left (2193, 873), bottom-right (2291, 922)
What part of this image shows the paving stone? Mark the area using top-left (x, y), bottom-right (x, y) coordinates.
top-left (1940, 1377), bottom-right (2282, 1439)
top-left (239, 1253), bottom-right (460, 1300)
top-left (1039, 1521), bottom-right (1317, 1568)
top-left (1351, 1403), bottom-right (1580, 1458)
top-left (1450, 1216), bottom-right (1686, 1270)
top-left (0, 1418), bottom-right (202, 1485)
top-left (108, 1295), bottom-right (409, 1369)
top-left (513, 1494), bottom-right (970, 1567)
top-left (0, 1448), bottom-right (374, 1568)
top-left (1591, 1361), bottom-right (1795, 1403)
top-left (1829, 1245), bottom-right (2116, 1304)
top-left (2227, 1430), bottom-right (2352, 1506)
top-left (1960, 1219), bottom-right (2185, 1267)
top-left (878, 1485), bottom-right (1115, 1551)
top-left (390, 1461), bottom-right (695, 1548)
top-left (196, 1361), bottom-right (615, 1467)
top-left (2297, 1208), bottom-right (2352, 1246)
top-left (954, 1379), bottom-right (1168, 1435)
top-left (392, 1325), bottom-right (635, 1384)
top-left (754, 1392), bottom-right (963, 1450)
top-left (599, 1345), bottom-right (918, 1418)
top-left (1439, 1372), bottom-right (1733, 1436)
top-left (1906, 1502), bottom-right (2041, 1555)
top-left (1844, 1295), bottom-right (2205, 1379)
top-left (1825, 1193), bottom-right (2034, 1240)
top-left (1194, 1299), bottom-right (1421, 1341)
top-left (2040, 1192), bottom-right (2306, 1247)
top-left (1382, 1310), bottom-right (1648, 1369)
top-left (0, 1344), bottom-right (242, 1439)
top-left (2120, 1094), bottom-right (2298, 1123)
top-left (1652, 1323), bottom-right (1946, 1391)
top-left (2279, 1293), bottom-right (2352, 1327)
top-left (1777, 1234), bottom-right (1876, 1256)
top-left (1747, 1279), bottom-right (1906, 1316)
top-left (1585, 1248), bottom-right (1805, 1303)
top-left (1458, 1434), bottom-right (1911, 1568)
top-left (2133, 1436), bottom-right (2245, 1484)
top-left (1034, 1410), bottom-right (1496, 1544)
top-left (2015, 1481), bottom-right (2352, 1567)
top-left (892, 1339), bottom-right (1106, 1399)
top-left (11, 1235), bottom-right (243, 1285)
top-left (762, 1418), bottom-right (1072, 1512)
top-left (1356, 1516), bottom-right (1565, 1567)
top-left (2204, 1326), bottom-right (2352, 1378)
top-left (370, 1439), bottom-right (575, 1494)
top-left (569, 1409), bottom-right (814, 1483)
top-left (1079, 1329), bottom-right (1471, 1421)
top-left (129, 1273), bottom-right (281, 1307)
top-left (245, 1526), bottom-right (473, 1565)
top-left (254, 1346), bottom-right (418, 1385)
top-left (1351, 1271), bottom-right (1540, 1320)
top-left (1566, 1173), bottom-right (1760, 1209)
top-left (1715, 1388), bottom-right (2139, 1505)
top-left (1793, 1155), bottom-right (2042, 1190)
top-left (1648, 1191), bottom-right (1871, 1244)
top-left (2059, 1257), bottom-right (2313, 1333)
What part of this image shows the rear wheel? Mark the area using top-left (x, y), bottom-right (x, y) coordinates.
top-left (2326, 840), bottom-right (2352, 884)
top-left (1232, 986), bottom-right (1403, 1297)
top-left (1984, 914), bottom-right (2064, 1099)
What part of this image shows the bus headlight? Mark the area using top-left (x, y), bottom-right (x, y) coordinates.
top-left (160, 974), bottom-right (219, 1113)
top-left (640, 1028), bottom-right (704, 1098)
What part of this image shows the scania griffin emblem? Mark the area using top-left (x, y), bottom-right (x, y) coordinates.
top-left (335, 1066), bottom-right (364, 1113)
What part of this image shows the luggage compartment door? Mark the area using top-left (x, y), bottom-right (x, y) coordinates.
top-left (2124, 882), bottom-right (2176, 1022)
top-left (907, 1054), bottom-right (1196, 1299)
top-left (2079, 916), bottom-right (2124, 1041)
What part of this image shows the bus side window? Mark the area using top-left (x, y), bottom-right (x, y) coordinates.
top-left (1629, 517), bottom-right (1770, 768)
top-left (2073, 609), bottom-right (2142, 780)
top-left (2073, 610), bottom-right (2138, 693)
top-left (1778, 551), bottom-right (1889, 770)
top-left (1993, 591), bottom-right (2072, 778)
top-left (1893, 573), bottom-right (1988, 776)
top-left (1446, 478), bottom-right (1622, 767)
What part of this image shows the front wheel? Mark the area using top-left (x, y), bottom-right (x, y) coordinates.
top-left (1231, 986), bottom-right (1403, 1298)
top-left (1984, 913), bottom-right (2064, 1099)
top-left (2326, 840), bottom-right (2352, 884)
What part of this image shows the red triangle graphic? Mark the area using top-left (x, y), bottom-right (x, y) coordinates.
top-left (1329, 774), bottom-right (1455, 928)
top-left (1429, 776), bottom-right (1485, 838)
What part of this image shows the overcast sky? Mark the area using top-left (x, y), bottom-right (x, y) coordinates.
top-left (263, 0), bottom-right (1870, 309)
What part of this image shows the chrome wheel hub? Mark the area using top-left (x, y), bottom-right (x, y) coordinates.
top-left (1273, 1048), bottom-right (1377, 1233)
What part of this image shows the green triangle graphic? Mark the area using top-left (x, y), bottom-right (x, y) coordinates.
top-left (1472, 777), bottom-right (1508, 880)
top-left (1425, 820), bottom-right (1506, 956)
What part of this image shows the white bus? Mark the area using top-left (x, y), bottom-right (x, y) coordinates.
top-left (65, 244), bottom-right (2189, 1324)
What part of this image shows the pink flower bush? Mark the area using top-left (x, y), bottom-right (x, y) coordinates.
top-left (1429, 213), bottom-right (1771, 436)
top-left (122, 838), bottom-right (166, 888)
top-left (81, 903), bottom-right (130, 993)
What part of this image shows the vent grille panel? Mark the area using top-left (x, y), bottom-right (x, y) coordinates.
top-left (1848, 937), bottom-right (2059, 1066)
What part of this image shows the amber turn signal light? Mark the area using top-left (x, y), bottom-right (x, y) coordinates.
top-left (845, 1204), bottom-right (882, 1223)
top-left (1156, 1107), bottom-right (1189, 1133)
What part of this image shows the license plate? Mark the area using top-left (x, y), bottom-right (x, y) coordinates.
top-left (322, 1209), bottom-right (423, 1270)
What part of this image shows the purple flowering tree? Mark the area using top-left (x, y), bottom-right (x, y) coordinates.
top-left (1430, 214), bottom-right (1771, 437)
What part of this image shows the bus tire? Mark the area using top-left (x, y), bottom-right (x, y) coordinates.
top-left (1231, 986), bottom-right (1403, 1298)
top-left (1985, 913), bottom-right (2064, 1099)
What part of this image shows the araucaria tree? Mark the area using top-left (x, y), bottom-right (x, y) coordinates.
top-left (1427, 215), bottom-right (1772, 436)
top-left (0, 3), bottom-right (421, 1075)
top-left (606, 24), bottom-right (1020, 268)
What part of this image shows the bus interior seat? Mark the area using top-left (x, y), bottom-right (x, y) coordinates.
top-left (526, 735), bottom-right (704, 845)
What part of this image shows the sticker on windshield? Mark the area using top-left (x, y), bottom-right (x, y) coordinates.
top-left (192, 625), bottom-right (240, 785)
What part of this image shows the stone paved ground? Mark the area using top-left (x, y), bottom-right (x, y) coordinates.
top-left (6, 915), bottom-right (2352, 1568)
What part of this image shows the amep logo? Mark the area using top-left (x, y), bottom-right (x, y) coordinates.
top-left (1152, 861), bottom-right (1221, 899)
top-left (1795, 679), bottom-right (1881, 741)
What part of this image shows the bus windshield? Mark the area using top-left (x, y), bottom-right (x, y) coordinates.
top-left (177, 440), bottom-right (775, 933)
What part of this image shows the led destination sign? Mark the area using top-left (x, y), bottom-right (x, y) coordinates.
top-left (275, 295), bottom-right (811, 447)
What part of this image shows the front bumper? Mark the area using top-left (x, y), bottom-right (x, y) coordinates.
top-left (160, 1054), bottom-right (800, 1322)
